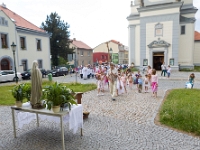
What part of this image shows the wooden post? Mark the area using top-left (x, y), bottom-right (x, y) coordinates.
top-left (75, 92), bottom-right (83, 104)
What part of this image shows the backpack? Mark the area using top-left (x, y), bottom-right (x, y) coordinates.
top-left (138, 78), bottom-right (143, 85)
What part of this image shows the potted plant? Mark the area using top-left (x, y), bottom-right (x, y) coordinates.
top-left (44, 82), bottom-right (77, 113)
top-left (23, 83), bottom-right (31, 102)
top-left (12, 83), bottom-right (27, 107)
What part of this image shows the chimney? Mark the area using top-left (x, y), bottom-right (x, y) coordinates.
top-left (1, 3), bottom-right (7, 8)
top-left (73, 38), bottom-right (76, 41)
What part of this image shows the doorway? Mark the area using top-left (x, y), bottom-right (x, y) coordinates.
top-left (153, 52), bottom-right (164, 70)
top-left (1, 59), bottom-right (10, 70)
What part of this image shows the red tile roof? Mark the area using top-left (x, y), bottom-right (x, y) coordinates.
top-left (0, 5), bottom-right (45, 32)
top-left (72, 39), bottom-right (92, 50)
top-left (110, 40), bottom-right (121, 45)
top-left (195, 31), bottom-right (200, 41)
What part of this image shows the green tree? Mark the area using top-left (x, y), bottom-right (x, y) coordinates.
top-left (41, 12), bottom-right (73, 66)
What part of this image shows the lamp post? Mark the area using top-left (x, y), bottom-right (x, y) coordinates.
top-left (74, 47), bottom-right (77, 83)
top-left (11, 42), bottom-right (18, 84)
top-left (106, 41), bottom-right (110, 63)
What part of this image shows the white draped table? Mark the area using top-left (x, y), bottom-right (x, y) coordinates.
top-left (11, 104), bottom-right (83, 150)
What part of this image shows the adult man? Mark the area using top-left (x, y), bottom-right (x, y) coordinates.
top-left (161, 62), bottom-right (166, 76)
top-left (107, 62), bottom-right (118, 101)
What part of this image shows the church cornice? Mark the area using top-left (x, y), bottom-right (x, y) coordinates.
top-left (137, 2), bottom-right (183, 13)
top-left (148, 38), bottom-right (170, 48)
top-left (127, 14), bottom-right (140, 21)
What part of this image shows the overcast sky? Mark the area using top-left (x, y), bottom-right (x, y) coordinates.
top-left (1, 0), bottom-right (200, 48)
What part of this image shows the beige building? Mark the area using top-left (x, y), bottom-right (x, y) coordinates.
top-left (194, 31), bottom-right (200, 66)
top-left (0, 4), bottom-right (51, 71)
top-left (68, 38), bottom-right (93, 66)
top-left (93, 40), bottom-right (129, 64)
top-left (127, 0), bottom-right (198, 70)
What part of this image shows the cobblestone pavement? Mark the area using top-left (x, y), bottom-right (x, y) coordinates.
top-left (0, 72), bottom-right (200, 150)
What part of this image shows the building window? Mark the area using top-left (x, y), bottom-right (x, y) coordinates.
top-left (181, 25), bottom-right (185, 35)
top-left (1, 34), bottom-right (8, 48)
top-left (20, 37), bottom-right (26, 50)
top-left (81, 51), bottom-right (84, 56)
top-left (36, 39), bottom-right (41, 51)
top-left (102, 55), bottom-right (104, 59)
top-left (0, 17), bottom-right (8, 26)
top-left (155, 23), bottom-right (163, 37)
top-left (88, 51), bottom-right (90, 56)
top-left (88, 61), bottom-right (91, 64)
top-left (82, 60), bottom-right (84, 66)
top-left (21, 60), bottom-right (28, 71)
top-left (38, 60), bottom-right (43, 68)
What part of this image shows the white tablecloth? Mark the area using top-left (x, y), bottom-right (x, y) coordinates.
top-left (15, 103), bottom-right (83, 134)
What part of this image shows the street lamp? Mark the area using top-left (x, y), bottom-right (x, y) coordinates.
top-left (106, 41), bottom-right (110, 63)
top-left (74, 47), bottom-right (77, 83)
top-left (109, 48), bottom-right (113, 63)
top-left (11, 42), bottom-right (18, 84)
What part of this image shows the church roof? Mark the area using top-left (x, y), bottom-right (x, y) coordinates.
top-left (195, 31), bottom-right (200, 41)
top-left (0, 4), bottom-right (45, 33)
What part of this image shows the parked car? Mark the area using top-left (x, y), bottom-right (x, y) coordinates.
top-left (21, 69), bottom-right (31, 80)
top-left (40, 69), bottom-right (47, 78)
top-left (21, 68), bottom-right (47, 80)
top-left (0, 70), bottom-right (22, 83)
top-left (50, 67), bottom-right (68, 77)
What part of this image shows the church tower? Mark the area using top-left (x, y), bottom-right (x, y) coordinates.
top-left (127, 0), bottom-right (198, 70)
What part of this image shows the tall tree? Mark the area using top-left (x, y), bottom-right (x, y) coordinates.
top-left (41, 12), bottom-right (73, 67)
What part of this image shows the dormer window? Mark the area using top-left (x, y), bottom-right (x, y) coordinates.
top-left (155, 23), bottom-right (163, 37)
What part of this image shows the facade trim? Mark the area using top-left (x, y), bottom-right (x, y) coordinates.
top-left (137, 2), bottom-right (183, 12)
top-left (16, 27), bottom-right (50, 37)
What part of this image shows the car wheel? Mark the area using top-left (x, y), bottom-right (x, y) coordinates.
top-left (56, 73), bottom-right (59, 77)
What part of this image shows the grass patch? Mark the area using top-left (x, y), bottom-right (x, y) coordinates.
top-left (159, 89), bottom-right (200, 136)
top-left (180, 66), bottom-right (200, 72)
top-left (0, 81), bottom-right (96, 106)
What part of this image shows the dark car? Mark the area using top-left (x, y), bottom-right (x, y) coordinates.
top-left (50, 67), bottom-right (68, 77)
top-left (21, 69), bottom-right (31, 80)
top-left (21, 68), bottom-right (47, 80)
top-left (40, 69), bottom-right (47, 78)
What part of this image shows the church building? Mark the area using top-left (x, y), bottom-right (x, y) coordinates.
top-left (127, 0), bottom-right (198, 70)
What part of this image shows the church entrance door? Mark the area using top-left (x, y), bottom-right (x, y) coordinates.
top-left (153, 52), bottom-right (164, 70)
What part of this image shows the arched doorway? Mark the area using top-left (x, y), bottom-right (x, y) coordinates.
top-left (1, 59), bottom-right (10, 70)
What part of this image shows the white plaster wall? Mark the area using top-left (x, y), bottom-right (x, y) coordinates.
top-left (146, 21), bottom-right (173, 62)
top-left (178, 23), bottom-right (194, 65)
top-left (135, 25), bottom-right (140, 66)
top-left (0, 11), bottom-right (17, 62)
top-left (140, 8), bottom-right (180, 17)
top-left (130, 5), bottom-right (140, 15)
top-left (193, 41), bottom-right (200, 64)
top-left (17, 32), bottom-right (51, 70)
top-left (183, 0), bottom-right (193, 5)
top-left (129, 20), bottom-right (140, 25)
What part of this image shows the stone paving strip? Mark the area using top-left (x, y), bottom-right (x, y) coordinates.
top-left (0, 73), bottom-right (200, 149)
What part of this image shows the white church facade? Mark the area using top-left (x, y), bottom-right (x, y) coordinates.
top-left (127, 0), bottom-right (198, 70)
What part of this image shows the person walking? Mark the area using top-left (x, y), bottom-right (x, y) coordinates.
top-left (151, 69), bottom-right (158, 98)
top-left (144, 74), bottom-right (149, 93)
top-left (107, 62), bottom-right (118, 101)
top-left (161, 62), bottom-right (166, 77)
top-left (167, 65), bottom-right (171, 78)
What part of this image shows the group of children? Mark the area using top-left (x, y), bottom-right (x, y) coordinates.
top-left (95, 65), bottom-right (159, 98)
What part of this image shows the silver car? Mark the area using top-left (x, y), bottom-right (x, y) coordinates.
top-left (0, 70), bottom-right (22, 83)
